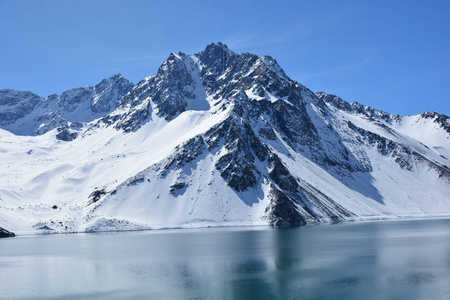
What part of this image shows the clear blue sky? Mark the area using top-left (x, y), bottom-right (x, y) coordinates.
top-left (1, 0), bottom-right (449, 116)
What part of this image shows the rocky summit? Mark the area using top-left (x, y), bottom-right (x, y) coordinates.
top-left (0, 43), bottom-right (449, 234)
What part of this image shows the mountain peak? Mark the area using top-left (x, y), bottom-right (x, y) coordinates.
top-left (202, 42), bottom-right (230, 52)
top-left (195, 42), bottom-right (236, 62)
top-left (96, 73), bottom-right (131, 88)
top-left (110, 73), bottom-right (124, 80)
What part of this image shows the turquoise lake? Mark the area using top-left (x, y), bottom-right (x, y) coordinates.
top-left (1, 218), bottom-right (450, 299)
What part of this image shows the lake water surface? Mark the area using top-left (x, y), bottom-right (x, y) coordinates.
top-left (1, 218), bottom-right (450, 300)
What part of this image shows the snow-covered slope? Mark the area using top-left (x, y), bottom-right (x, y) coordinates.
top-left (1, 43), bottom-right (449, 235)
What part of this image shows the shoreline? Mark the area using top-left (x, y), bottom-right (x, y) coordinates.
top-left (6, 213), bottom-right (450, 238)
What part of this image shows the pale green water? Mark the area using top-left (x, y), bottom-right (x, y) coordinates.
top-left (1, 218), bottom-right (450, 299)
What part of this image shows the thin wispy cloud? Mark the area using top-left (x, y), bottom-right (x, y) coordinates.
top-left (223, 2), bottom-right (367, 52)
top-left (119, 54), bottom-right (169, 63)
top-left (297, 58), bottom-right (373, 80)
top-left (385, 67), bottom-right (450, 92)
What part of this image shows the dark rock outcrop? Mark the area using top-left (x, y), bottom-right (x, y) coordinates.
top-left (0, 227), bottom-right (15, 238)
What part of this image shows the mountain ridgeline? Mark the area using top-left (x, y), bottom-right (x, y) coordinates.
top-left (1, 43), bottom-right (449, 235)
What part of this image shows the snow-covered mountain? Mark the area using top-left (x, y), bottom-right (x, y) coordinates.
top-left (0, 74), bottom-right (133, 138)
top-left (1, 42), bottom-right (449, 235)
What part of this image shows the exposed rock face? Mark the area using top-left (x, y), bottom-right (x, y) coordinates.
top-left (420, 111), bottom-right (450, 134)
top-left (0, 89), bottom-right (45, 135)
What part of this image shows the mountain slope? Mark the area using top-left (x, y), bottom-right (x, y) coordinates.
top-left (0, 43), bottom-right (449, 235)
